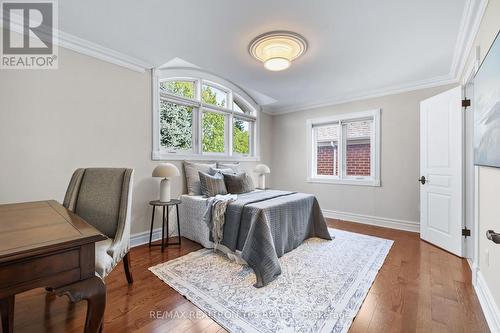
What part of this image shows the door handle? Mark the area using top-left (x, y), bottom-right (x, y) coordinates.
top-left (419, 176), bottom-right (426, 185)
top-left (486, 230), bottom-right (500, 244)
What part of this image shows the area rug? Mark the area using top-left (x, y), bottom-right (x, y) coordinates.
top-left (149, 228), bottom-right (393, 333)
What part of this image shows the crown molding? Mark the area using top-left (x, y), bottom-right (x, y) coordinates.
top-left (2, 13), bottom-right (152, 72)
top-left (57, 31), bottom-right (153, 73)
top-left (2, 1), bottom-right (487, 102)
top-left (264, 0), bottom-right (488, 115)
top-left (450, 0), bottom-right (489, 80)
top-left (260, 109), bottom-right (274, 116)
top-left (264, 74), bottom-right (457, 115)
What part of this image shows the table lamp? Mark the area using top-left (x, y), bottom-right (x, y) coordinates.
top-left (254, 164), bottom-right (271, 189)
top-left (152, 163), bottom-right (180, 202)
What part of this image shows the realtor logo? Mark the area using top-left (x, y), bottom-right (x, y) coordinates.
top-left (1, 0), bottom-right (58, 69)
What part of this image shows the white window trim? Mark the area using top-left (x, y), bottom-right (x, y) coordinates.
top-left (306, 109), bottom-right (381, 186)
top-left (152, 69), bottom-right (260, 161)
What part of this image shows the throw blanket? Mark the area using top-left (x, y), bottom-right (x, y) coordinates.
top-left (203, 194), bottom-right (237, 248)
top-left (204, 190), bottom-right (331, 287)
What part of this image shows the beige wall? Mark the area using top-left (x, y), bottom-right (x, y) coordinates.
top-left (462, 0), bottom-right (500, 313)
top-left (270, 85), bottom-right (456, 224)
top-left (0, 46), bottom-right (273, 236)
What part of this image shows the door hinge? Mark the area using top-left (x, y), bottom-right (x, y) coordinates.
top-left (462, 227), bottom-right (471, 237)
top-left (462, 99), bottom-right (471, 108)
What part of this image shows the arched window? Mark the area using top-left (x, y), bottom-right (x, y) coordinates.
top-left (152, 69), bottom-right (259, 161)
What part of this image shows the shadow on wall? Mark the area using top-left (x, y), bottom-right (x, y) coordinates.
top-left (132, 176), bottom-right (158, 235)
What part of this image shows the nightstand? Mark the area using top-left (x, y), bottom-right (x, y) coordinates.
top-left (148, 199), bottom-right (181, 252)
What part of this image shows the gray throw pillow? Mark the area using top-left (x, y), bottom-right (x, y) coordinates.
top-left (198, 171), bottom-right (227, 197)
top-left (223, 172), bottom-right (255, 194)
top-left (183, 161), bottom-right (216, 195)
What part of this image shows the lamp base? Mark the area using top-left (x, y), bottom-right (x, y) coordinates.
top-left (258, 174), bottom-right (266, 189)
top-left (159, 178), bottom-right (171, 202)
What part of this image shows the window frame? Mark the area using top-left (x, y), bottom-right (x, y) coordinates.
top-left (152, 70), bottom-right (259, 161)
top-left (159, 78), bottom-right (197, 100)
top-left (306, 109), bottom-right (381, 186)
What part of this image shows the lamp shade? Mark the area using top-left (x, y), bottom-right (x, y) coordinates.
top-left (152, 163), bottom-right (180, 178)
top-left (254, 164), bottom-right (271, 174)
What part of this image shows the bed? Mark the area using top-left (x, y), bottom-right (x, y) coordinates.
top-left (179, 189), bottom-right (331, 287)
top-left (179, 194), bottom-right (214, 249)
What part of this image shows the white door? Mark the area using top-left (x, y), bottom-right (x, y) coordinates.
top-left (420, 86), bottom-right (463, 256)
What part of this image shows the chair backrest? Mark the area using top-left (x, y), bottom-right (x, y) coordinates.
top-left (63, 168), bottom-right (133, 238)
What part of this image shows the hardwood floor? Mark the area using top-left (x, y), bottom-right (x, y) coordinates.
top-left (5, 219), bottom-right (489, 333)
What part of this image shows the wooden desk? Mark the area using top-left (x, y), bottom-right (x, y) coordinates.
top-left (0, 200), bottom-right (107, 333)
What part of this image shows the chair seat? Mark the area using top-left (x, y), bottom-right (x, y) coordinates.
top-left (95, 239), bottom-right (115, 279)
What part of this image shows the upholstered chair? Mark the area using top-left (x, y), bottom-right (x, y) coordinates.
top-left (63, 168), bottom-right (134, 284)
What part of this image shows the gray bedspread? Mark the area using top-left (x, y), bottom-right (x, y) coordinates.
top-left (204, 190), bottom-right (331, 287)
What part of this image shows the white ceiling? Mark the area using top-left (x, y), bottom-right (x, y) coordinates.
top-left (58, 0), bottom-right (475, 113)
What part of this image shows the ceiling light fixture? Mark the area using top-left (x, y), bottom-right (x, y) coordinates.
top-left (249, 31), bottom-right (307, 71)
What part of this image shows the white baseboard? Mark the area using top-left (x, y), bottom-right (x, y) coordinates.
top-left (322, 209), bottom-right (420, 233)
top-left (132, 210), bottom-right (419, 247)
top-left (474, 271), bottom-right (500, 332)
top-left (467, 259), bottom-right (480, 286)
top-left (130, 227), bottom-right (179, 248)
top-left (468, 258), bottom-right (474, 273)
top-left (130, 227), bottom-right (161, 248)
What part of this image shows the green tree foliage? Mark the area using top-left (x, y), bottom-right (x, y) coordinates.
top-left (233, 119), bottom-right (249, 154)
top-left (202, 86), bottom-right (225, 152)
top-left (202, 85), bottom-right (226, 108)
top-left (161, 81), bottom-right (194, 99)
top-left (159, 81), bottom-right (194, 150)
top-left (202, 112), bottom-right (225, 152)
top-left (160, 81), bottom-right (250, 154)
top-left (160, 100), bottom-right (192, 150)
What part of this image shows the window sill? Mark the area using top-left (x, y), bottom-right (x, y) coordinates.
top-left (152, 151), bottom-right (260, 162)
top-left (306, 177), bottom-right (381, 187)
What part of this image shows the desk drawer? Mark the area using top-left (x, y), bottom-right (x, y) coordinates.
top-left (0, 249), bottom-right (80, 289)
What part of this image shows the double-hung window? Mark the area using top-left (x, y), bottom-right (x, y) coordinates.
top-left (307, 109), bottom-right (381, 186)
top-left (153, 74), bottom-right (258, 161)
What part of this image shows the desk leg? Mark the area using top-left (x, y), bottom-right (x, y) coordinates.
top-left (0, 295), bottom-right (14, 333)
top-left (56, 276), bottom-right (106, 333)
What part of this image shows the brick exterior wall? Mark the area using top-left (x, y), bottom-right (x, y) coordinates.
top-left (317, 143), bottom-right (370, 176)
top-left (346, 143), bottom-right (371, 176)
top-left (317, 145), bottom-right (338, 175)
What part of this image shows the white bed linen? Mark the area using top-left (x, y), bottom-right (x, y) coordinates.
top-left (179, 194), bottom-right (214, 248)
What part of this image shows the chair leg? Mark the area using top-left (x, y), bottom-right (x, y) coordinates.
top-left (123, 252), bottom-right (133, 284)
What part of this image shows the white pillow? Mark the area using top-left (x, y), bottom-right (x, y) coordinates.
top-left (183, 161), bottom-right (216, 195)
top-left (216, 162), bottom-right (241, 173)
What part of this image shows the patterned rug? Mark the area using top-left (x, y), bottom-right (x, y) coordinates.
top-left (149, 228), bottom-right (393, 333)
